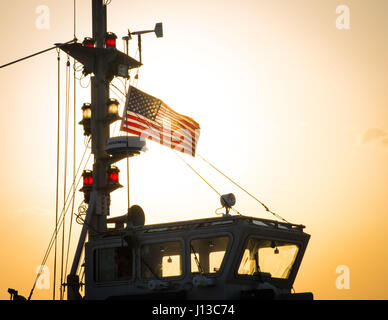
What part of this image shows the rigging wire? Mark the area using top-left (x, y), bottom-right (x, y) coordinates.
top-left (60, 56), bottom-right (71, 300)
top-left (28, 142), bottom-right (92, 300)
top-left (197, 154), bottom-right (291, 224)
top-left (174, 152), bottom-right (242, 216)
top-left (28, 153), bottom-right (92, 300)
top-left (73, 61), bottom-right (91, 88)
top-left (77, 237), bottom-right (87, 276)
top-left (73, 0), bottom-right (77, 41)
top-left (110, 47), bottom-right (140, 137)
top-left (123, 76), bottom-right (131, 208)
top-left (63, 58), bottom-right (78, 292)
top-left (79, 74), bottom-right (91, 88)
top-left (53, 48), bottom-right (61, 301)
top-left (109, 83), bottom-right (126, 137)
top-left (175, 152), bottom-right (221, 197)
top-left (107, 72), bottom-right (286, 221)
top-left (107, 79), bottom-right (132, 207)
top-left (0, 39), bottom-right (76, 69)
top-left (110, 82), bottom-right (126, 96)
top-left (78, 250), bottom-right (86, 283)
top-left (123, 47), bottom-right (141, 211)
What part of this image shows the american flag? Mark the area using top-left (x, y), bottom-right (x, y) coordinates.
top-left (120, 86), bottom-right (200, 157)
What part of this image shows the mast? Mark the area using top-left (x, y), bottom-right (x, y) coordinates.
top-left (62, 0), bottom-right (149, 299)
top-left (90, 0), bottom-right (110, 233)
top-left (66, 0), bottom-right (111, 300)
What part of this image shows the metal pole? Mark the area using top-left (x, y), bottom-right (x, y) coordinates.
top-left (90, 0), bottom-right (110, 234)
top-left (0, 39), bottom-right (76, 69)
top-left (69, 193), bottom-right (96, 277)
top-left (67, 0), bottom-right (110, 300)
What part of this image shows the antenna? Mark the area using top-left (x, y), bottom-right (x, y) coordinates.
top-left (129, 23), bottom-right (164, 63)
top-left (130, 22), bottom-right (163, 37)
top-left (154, 23), bottom-right (163, 38)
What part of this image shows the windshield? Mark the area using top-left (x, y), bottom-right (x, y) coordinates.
top-left (141, 241), bottom-right (182, 279)
top-left (190, 236), bottom-right (229, 274)
top-left (95, 246), bottom-right (133, 282)
top-left (237, 238), bottom-right (299, 279)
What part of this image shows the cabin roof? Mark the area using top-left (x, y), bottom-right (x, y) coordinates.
top-left (104, 214), bottom-right (307, 237)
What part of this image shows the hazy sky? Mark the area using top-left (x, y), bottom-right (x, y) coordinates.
top-left (0, 0), bottom-right (387, 300)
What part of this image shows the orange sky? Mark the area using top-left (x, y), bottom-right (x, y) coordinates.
top-left (0, 0), bottom-right (387, 300)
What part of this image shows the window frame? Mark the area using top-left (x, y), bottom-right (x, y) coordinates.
top-left (139, 238), bottom-right (185, 280)
top-left (188, 233), bottom-right (233, 278)
top-left (93, 245), bottom-right (135, 284)
top-left (235, 236), bottom-right (302, 281)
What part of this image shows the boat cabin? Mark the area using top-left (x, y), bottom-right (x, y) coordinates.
top-left (84, 214), bottom-right (312, 300)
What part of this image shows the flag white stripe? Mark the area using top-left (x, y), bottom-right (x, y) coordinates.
top-left (160, 102), bottom-right (199, 128)
top-left (121, 87), bottom-right (200, 156)
top-left (122, 120), bottom-right (197, 152)
top-left (156, 109), bottom-right (198, 137)
top-left (124, 111), bottom-right (162, 129)
top-left (158, 104), bottom-right (199, 129)
top-left (126, 107), bottom-right (199, 138)
top-left (123, 113), bottom-right (197, 145)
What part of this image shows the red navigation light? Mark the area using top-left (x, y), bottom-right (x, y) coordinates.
top-left (106, 38), bottom-right (116, 47)
top-left (109, 172), bottom-right (119, 182)
top-left (82, 37), bottom-right (95, 48)
top-left (107, 166), bottom-right (122, 192)
top-left (105, 32), bottom-right (117, 48)
top-left (84, 175), bottom-right (93, 186)
top-left (80, 170), bottom-right (93, 204)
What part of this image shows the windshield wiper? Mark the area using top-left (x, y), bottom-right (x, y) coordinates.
top-left (190, 245), bottom-right (204, 274)
top-left (141, 256), bottom-right (161, 280)
top-left (254, 252), bottom-right (263, 282)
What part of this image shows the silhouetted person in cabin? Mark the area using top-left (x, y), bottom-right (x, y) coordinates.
top-left (114, 247), bottom-right (132, 279)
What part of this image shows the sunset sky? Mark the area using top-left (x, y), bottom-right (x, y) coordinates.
top-left (0, 0), bottom-right (387, 300)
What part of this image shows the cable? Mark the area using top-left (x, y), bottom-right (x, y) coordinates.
top-left (53, 48), bottom-right (61, 301)
top-left (174, 152), bottom-right (243, 216)
top-left (28, 154), bottom-right (92, 300)
top-left (28, 142), bottom-right (91, 300)
top-left (109, 82), bottom-right (126, 137)
top-left (76, 203), bottom-right (88, 225)
top-left (73, 0), bottom-right (77, 40)
top-left (64, 58), bottom-right (78, 290)
top-left (197, 154), bottom-right (291, 224)
top-left (107, 79), bottom-right (130, 207)
top-left (175, 152), bottom-right (221, 197)
top-left (110, 82), bottom-right (126, 96)
top-left (126, 157), bottom-right (130, 209)
top-left (59, 56), bottom-right (71, 300)
top-left (0, 39), bottom-right (76, 69)
top-left (29, 148), bottom-right (91, 300)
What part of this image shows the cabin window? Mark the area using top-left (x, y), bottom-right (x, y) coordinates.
top-left (95, 246), bottom-right (133, 282)
top-left (237, 238), bottom-right (299, 279)
top-left (141, 241), bottom-right (182, 279)
top-left (190, 236), bottom-right (229, 274)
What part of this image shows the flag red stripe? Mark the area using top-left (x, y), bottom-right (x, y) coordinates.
top-left (124, 112), bottom-right (162, 131)
top-left (122, 126), bottom-right (195, 155)
top-left (125, 110), bottom-right (199, 144)
top-left (122, 120), bottom-right (197, 151)
top-left (121, 86), bottom-right (200, 157)
top-left (157, 104), bottom-right (200, 131)
top-left (161, 102), bottom-right (200, 128)
top-left (123, 120), bottom-right (196, 147)
top-left (156, 109), bottom-right (199, 137)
